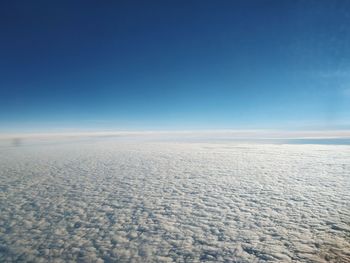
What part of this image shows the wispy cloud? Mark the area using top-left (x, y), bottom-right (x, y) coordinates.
top-left (312, 69), bottom-right (350, 79)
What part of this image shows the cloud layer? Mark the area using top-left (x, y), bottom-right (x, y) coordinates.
top-left (0, 141), bottom-right (349, 262)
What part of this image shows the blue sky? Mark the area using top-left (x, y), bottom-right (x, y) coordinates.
top-left (1, 0), bottom-right (349, 132)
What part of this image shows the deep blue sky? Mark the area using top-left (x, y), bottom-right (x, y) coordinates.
top-left (1, 0), bottom-right (350, 132)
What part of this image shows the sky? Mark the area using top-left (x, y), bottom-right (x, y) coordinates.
top-left (1, 0), bottom-right (350, 133)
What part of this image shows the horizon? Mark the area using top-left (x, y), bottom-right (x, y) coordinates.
top-left (1, 129), bottom-right (350, 147)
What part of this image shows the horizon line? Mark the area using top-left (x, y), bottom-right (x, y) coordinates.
top-left (1, 129), bottom-right (350, 140)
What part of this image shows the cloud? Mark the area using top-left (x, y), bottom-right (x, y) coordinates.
top-left (0, 141), bottom-right (349, 262)
top-left (0, 129), bottom-right (350, 144)
top-left (314, 69), bottom-right (350, 79)
top-left (342, 87), bottom-right (350, 97)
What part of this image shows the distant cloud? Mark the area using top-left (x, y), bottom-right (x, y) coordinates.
top-left (0, 130), bottom-right (350, 140)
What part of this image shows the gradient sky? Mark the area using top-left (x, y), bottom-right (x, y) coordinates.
top-left (1, 0), bottom-right (350, 132)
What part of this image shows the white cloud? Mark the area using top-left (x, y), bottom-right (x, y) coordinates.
top-left (0, 129), bottom-right (350, 144)
top-left (0, 141), bottom-right (349, 262)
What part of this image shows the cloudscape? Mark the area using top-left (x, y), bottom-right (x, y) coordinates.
top-left (1, 1), bottom-right (350, 262)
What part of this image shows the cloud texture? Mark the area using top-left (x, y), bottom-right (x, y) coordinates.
top-left (0, 141), bottom-right (349, 262)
